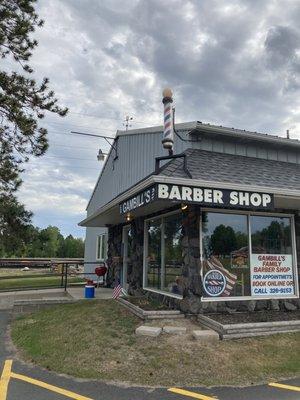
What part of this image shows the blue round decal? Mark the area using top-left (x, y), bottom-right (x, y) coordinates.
top-left (203, 269), bottom-right (226, 297)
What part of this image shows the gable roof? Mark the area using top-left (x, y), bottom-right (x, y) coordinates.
top-left (159, 148), bottom-right (300, 191)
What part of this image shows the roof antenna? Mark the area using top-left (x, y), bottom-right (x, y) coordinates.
top-left (123, 115), bottom-right (133, 131)
top-left (162, 88), bottom-right (174, 156)
top-left (286, 129), bottom-right (290, 139)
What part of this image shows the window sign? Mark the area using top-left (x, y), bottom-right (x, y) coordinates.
top-left (250, 254), bottom-right (294, 296)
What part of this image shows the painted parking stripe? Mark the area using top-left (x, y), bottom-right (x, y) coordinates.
top-left (269, 382), bottom-right (300, 392)
top-left (0, 360), bottom-right (13, 400)
top-left (168, 387), bottom-right (217, 400)
top-left (10, 372), bottom-right (93, 400)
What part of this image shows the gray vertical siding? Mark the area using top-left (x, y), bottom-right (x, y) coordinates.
top-left (84, 227), bottom-right (107, 278)
top-left (84, 127), bottom-right (299, 266)
top-left (87, 129), bottom-right (300, 216)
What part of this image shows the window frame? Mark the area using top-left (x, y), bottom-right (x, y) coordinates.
top-left (96, 233), bottom-right (108, 261)
top-left (200, 208), bottom-right (299, 302)
top-left (143, 210), bottom-right (184, 299)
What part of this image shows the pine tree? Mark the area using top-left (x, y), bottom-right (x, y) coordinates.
top-left (0, 0), bottom-right (68, 254)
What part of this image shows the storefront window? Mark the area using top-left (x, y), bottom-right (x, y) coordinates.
top-left (145, 212), bottom-right (184, 296)
top-left (202, 212), bottom-right (250, 297)
top-left (251, 216), bottom-right (292, 254)
top-left (250, 216), bottom-right (295, 297)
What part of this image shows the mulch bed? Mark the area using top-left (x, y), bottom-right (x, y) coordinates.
top-left (125, 296), bottom-right (170, 311)
top-left (207, 310), bottom-right (300, 324)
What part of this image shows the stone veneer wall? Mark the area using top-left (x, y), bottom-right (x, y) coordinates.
top-left (106, 224), bottom-right (123, 287)
top-left (106, 208), bottom-right (300, 313)
top-left (106, 217), bottom-right (144, 294)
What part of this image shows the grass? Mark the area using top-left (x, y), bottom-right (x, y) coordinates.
top-left (11, 300), bottom-right (300, 387)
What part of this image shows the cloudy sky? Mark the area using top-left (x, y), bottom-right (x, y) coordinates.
top-left (12, 0), bottom-right (300, 237)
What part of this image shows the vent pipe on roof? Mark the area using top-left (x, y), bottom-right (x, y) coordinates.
top-left (162, 88), bottom-right (174, 155)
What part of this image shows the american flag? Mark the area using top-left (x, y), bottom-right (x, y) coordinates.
top-left (113, 281), bottom-right (122, 299)
top-left (205, 256), bottom-right (237, 296)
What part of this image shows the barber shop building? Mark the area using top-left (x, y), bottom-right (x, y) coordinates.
top-left (80, 90), bottom-right (300, 314)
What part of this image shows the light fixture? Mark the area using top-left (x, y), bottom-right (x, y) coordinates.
top-left (126, 213), bottom-right (132, 222)
top-left (97, 149), bottom-right (106, 161)
top-left (181, 204), bottom-right (188, 211)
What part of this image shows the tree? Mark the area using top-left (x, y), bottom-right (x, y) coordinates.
top-left (61, 235), bottom-right (84, 258)
top-left (0, 0), bottom-right (67, 251)
top-left (0, 194), bottom-right (32, 257)
top-left (210, 224), bottom-right (237, 256)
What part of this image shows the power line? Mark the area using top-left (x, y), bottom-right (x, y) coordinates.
top-left (45, 112), bottom-right (149, 125)
top-left (50, 142), bottom-right (108, 151)
top-left (45, 120), bottom-right (117, 132)
top-left (24, 164), bottom-right (101, 171)
top-left (36, 155), bottom-right (100, 162)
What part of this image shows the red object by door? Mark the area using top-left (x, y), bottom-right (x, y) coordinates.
top-left (95, 266), bottom-right (107, 277)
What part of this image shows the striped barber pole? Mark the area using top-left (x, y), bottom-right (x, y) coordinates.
top-left (162, 88), bottom-right (174, 151)
top-left (206, 256), bottom-right (237, 296)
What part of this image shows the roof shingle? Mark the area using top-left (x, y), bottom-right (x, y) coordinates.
top-left (159, 149), bottom-right (300, 191)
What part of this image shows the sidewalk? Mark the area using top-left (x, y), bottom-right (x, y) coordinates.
top-left (0, 287), bottom-right (113, 310)
top-left (67, 286), bottom-right (113, 299)
top-left (0, 288), bottom-right (69, 310)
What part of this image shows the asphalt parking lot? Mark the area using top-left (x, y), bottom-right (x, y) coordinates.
top-left (0, 311), bottom-right (299, 400)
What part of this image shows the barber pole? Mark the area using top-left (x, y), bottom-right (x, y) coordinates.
top-left (162, 88), bottom-right (174, 154)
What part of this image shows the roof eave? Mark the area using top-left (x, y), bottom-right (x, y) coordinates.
top-left (194, 122), bottom-right (300, 149)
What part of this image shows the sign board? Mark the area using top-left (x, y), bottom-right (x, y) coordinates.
top-left (203, 269), bottom-right (227, 297)
top-left (119, 186), bottom-right (156, 215)
top-left (119, 183), bottom-right (274, 215)
top-left (250, 254), bottom-right (295, 297)
top-left (157, 184), bottom-right (274, 209)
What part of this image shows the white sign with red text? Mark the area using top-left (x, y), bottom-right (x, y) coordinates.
top-left (250, 254), bottom-right (295, 297)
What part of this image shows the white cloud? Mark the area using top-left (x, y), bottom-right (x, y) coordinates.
top-left (12, 0), bottom-right (300, 237)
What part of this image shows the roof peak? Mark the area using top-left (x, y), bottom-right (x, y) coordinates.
top-left (116, 120), bottom-right (300, 149)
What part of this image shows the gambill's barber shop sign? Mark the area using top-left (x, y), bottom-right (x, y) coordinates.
top-left (119, 183), bottom-right (274, 214)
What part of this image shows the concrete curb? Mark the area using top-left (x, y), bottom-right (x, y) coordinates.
top-left (198, 314), bottom-right (300, 339)
top-left (118, 297), bottom-right (184, 320)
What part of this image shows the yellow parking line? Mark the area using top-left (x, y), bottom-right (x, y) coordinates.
top-left (269, 382), bottom-right (300, 392)
top-left (0, 360), bottom-right (13, 400)
top-left (168, 387), bottom-right (217, 400)
top-left (10, 372), bottom-right (93, 400)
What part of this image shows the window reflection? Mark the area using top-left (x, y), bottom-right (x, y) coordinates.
top-left (145, 212), bottom-right (184, 295)
top-left (251, 216), bottom-right (292, 254)
top-left (202, 212), bottom-right (250, 297)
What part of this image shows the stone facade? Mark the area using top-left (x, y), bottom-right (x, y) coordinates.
top-left (106, 224), bottom-right (123, 287)
top-left (106, 207), bottom-right (300, 313)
